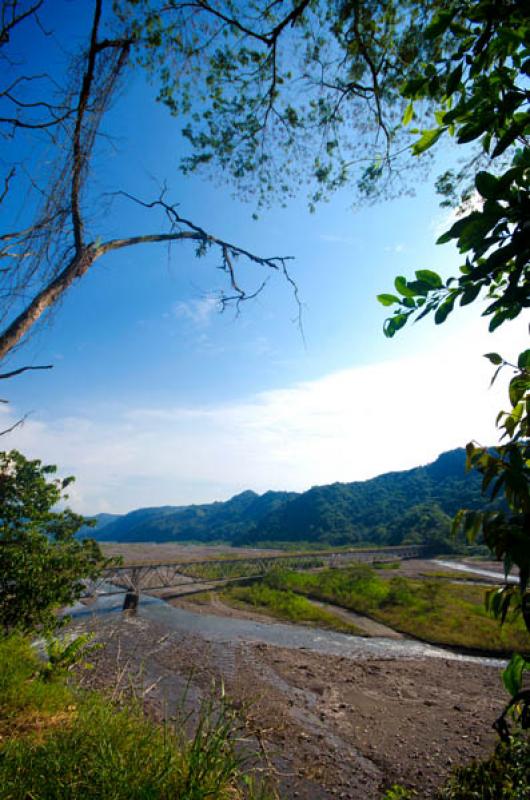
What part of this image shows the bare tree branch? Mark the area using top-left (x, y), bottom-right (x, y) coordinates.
top-left (0, 0), bottom-right (43, 47)
top-left (0, 412), bottom-right (29, 437)
top-left (0, 364), bottom-right (52, 379)
top-left (71, 0), bottom-right (103, 252)
top-left (0, 194), bottom-right (296, 361)
top-left (0, 166), bottom-right (15, 204)
top-left (191, 0), bottom-right (312, 48)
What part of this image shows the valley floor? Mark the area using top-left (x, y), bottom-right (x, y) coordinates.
top-left (72, 592), bottom-right (507, 799)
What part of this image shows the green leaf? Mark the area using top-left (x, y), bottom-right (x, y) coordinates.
top-left (394, 276), bottom-right (417, 298)
top-left (436, 213), bottom-right (484, 246)
top-left (457, 122), bottom-right (486, 144)
top-left (489, 364), bottom-right (503, 387)
top-left (411, 128), bottom-right (444, 155)
top-left (426, 10), bottom-right (454, 38)
top-left (475, 171), bottom-right (501, 200)
top-left (446, 63), bottom-right (463, 95)
top-left (484, 352), bottom-right (503, 365)
top-left (502, 653), bottom-right (530, 697)
top-left (460, 283), bottom-right (481, 305)
top-left (377, 294), bottom-right (400, 307)
top-left (492, 121), bottom-right (526, 158)
top-left (407, 280), bottom-right (432, 296)
top-left (509, 376), bottom-right (528, 406)
top-left (434, 294), bottom-right (456, 324)
top-left (451, 508), bottom-right (466, 538)
top-left (402, 102), bottom-right (414, 126)
top-left (517, 350), bottom-right (530, 370)
top-left (489, 310), bottom-right (510, 332)
top-left (463, 510), bottom-right (482, 543)
top-left (392, 313), bottom-right (410, 332)
top-left (415, 269), bottom-right (443, 288)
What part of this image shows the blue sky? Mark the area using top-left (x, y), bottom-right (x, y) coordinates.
top-left (2, 1), bottom-right (528, 513)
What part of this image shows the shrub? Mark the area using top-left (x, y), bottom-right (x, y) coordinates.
top-left (437, 736), bottom-right (530, 800)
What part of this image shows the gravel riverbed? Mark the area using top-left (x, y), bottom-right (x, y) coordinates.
top-left (71, 603), bottom-right (506, 799)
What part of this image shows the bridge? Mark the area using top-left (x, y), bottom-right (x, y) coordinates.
top-left (85, 545), bottom-right (431, 610)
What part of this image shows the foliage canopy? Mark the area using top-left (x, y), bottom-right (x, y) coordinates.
top-left (0, 450), bottom-right (105, 634)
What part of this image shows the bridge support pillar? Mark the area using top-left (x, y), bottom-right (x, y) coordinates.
top-left (123, 590), bottom-right (139, 612)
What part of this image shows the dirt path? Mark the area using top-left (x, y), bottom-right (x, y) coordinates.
top-left (73, 609), bottom-right (506, 800)
top-left (309, 599), bottom-right (404, 638)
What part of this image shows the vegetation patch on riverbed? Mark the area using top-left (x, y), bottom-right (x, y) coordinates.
top-left (220, 583), bottom-right (364, 635)
top-left (262, 566), bottom-right (529, 654)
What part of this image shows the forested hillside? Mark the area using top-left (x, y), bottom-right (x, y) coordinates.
top-left (89, 449), bottom-right (497, 550)
top-left (94, 490), bottom-right (297, 545)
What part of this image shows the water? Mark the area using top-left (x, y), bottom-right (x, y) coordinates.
top-left (68, 583), bottom-right (506, 669)
top-left (434, 560), bottom-right (518, 584)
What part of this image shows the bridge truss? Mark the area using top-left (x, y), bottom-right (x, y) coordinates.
top-left (83, 545), bottom-right (430, 608)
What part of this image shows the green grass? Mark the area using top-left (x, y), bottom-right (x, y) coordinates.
top-left (221, 583), bottom-right (364, 635)
top-left (0, 635), bottom-right (74, 736)
top-left (0, 635), bottom-right (274, 800)
top-left (264, 566), bottom-right (530, 654)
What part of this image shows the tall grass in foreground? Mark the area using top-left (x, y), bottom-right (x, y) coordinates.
top-left (265, 566), bottom-right (530, 653)
top-left (0, 636), bottom-right (274, 800)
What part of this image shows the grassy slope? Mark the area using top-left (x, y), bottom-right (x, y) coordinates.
top-left (0, 636), bottom-right (271, 800)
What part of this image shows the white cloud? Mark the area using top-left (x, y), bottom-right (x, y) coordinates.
top-left (3, 317), bottom-right (527, 514)
top-left (172, 295), bottom-right (219, 327)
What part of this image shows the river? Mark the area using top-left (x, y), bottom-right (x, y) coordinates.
top-left (70, 582), bottom-right (506, 669)
top-left (433, 559), bottom-right (518, 583)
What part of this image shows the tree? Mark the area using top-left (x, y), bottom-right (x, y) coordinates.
top-left (0, 450), bottom-right (105, 634)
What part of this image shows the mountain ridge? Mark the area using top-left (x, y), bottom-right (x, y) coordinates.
top-left (81, 448), bottom-right (498, 550)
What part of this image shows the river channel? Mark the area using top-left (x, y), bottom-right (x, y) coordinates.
top-left (433, 559), bottom-right (518, 583)
top-left (71, 583), bottom-right (505, 669)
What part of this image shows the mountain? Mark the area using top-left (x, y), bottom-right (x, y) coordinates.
top-left (95, 489), bottom-right (297, 544)
top-left (76, 512), bottom-right (121, 539)
top-left (87, 449), bottom-right (500, 549)
top-left (239, 448), bottom-right (489, 548)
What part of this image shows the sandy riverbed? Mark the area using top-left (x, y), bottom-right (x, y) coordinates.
top-left (72, 599), bottom-right (507, 799)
